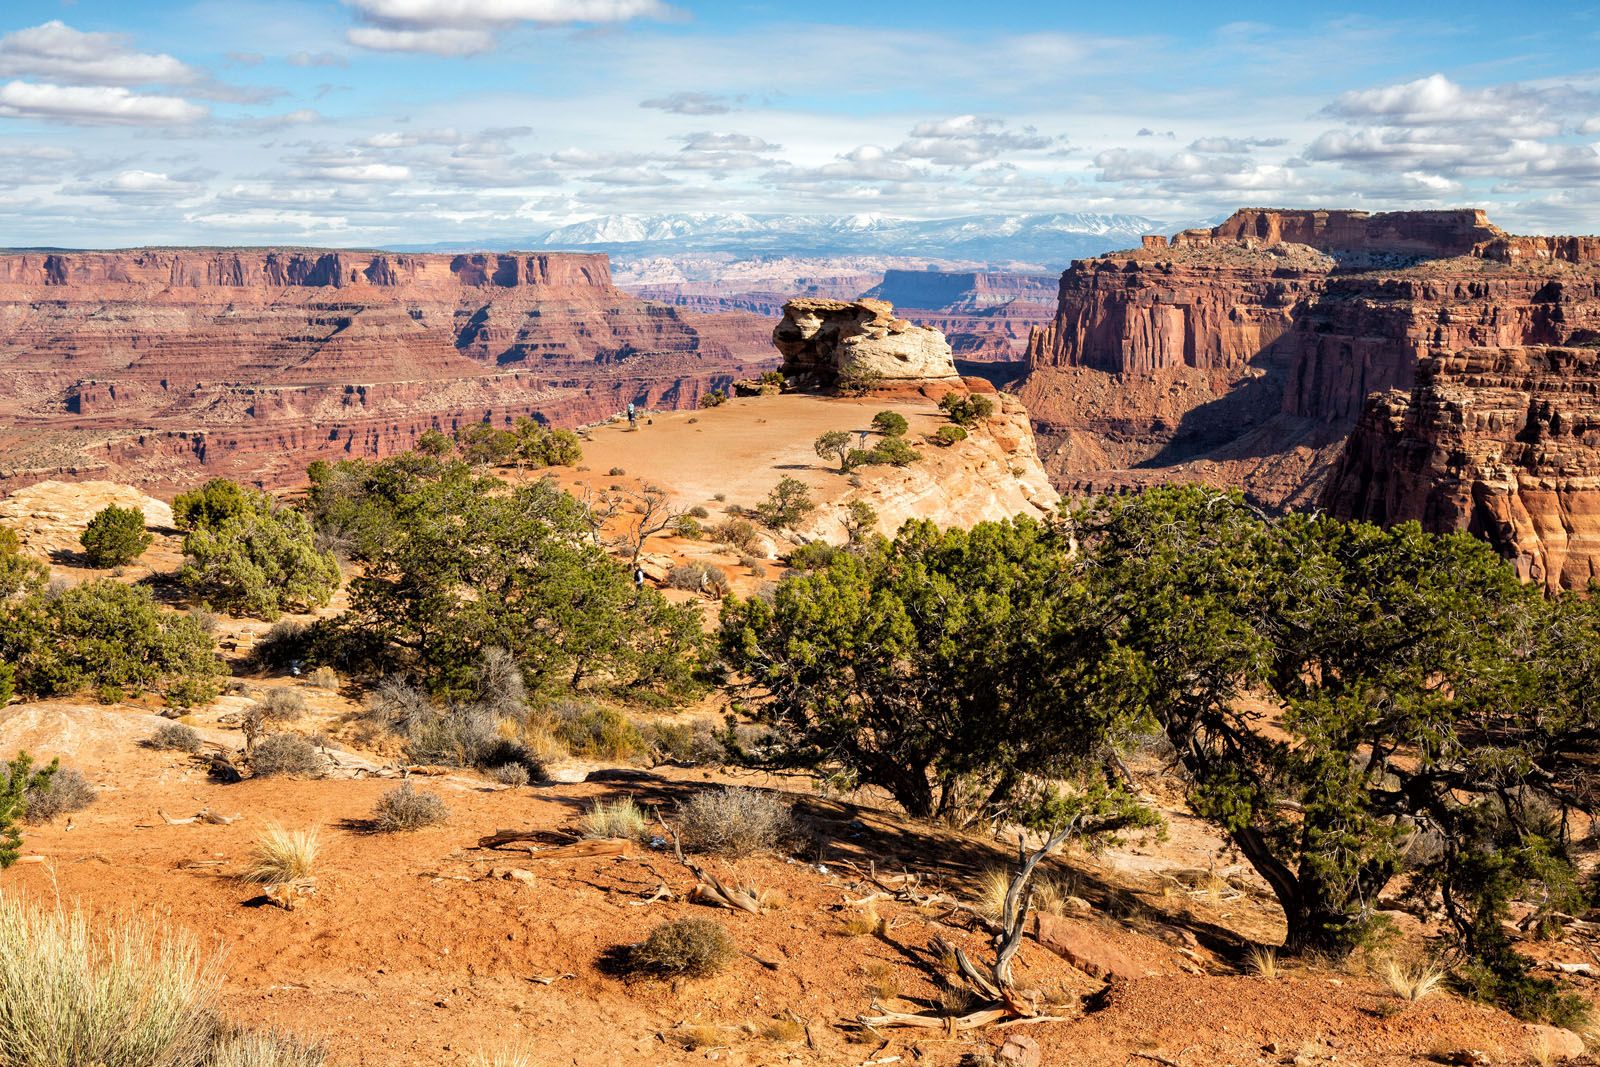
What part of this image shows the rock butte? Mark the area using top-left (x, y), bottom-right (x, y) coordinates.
top-left (0, 249), bottom-right (774, 493)
top-left (1018, 207), bottom-right (1600, 587)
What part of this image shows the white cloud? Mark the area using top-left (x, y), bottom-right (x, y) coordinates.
top-left (80, 169), bottom-right (203, 198)
top-left (894, 114), bottom-right (1055, 167)
top-left (640, 91), bottom-right (740, 115)
top-left (345, 0), bottom-right (670, 55)
top-left (0, 81), bottom-right (207, 125)
top-left (0, 21), bottom-right (196, 86)
top-left (346, 26), bottom-right (494, 55)
top-left (318, 162), bottom-right (413, 181)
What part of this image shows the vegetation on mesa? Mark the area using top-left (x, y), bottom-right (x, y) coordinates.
top-left (4, 408), bottom-right (1600, 1037)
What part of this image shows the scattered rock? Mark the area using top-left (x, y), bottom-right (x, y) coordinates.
top-left (995, 1034), bottom-right (1040, 1067)
top-left (1528, 1025), bottom-right (1586, 1061)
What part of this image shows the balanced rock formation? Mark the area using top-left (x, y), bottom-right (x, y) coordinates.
top-left (1322, 347), bottom-right (1600, 590)
top-left (773, 298), bottom-right (960, 386)
top-left (1019, 208), bottom-right (1600, 524)
top-left (0, 249), bottom-right (774, 493)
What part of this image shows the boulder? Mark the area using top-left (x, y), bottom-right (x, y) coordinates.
top-left (1527, 1026), bottom-right (1586, 1062)
top-left (995, 1034), bottom-right (1041, 1067)
top-left (773, 298), bottom-right (959, 385)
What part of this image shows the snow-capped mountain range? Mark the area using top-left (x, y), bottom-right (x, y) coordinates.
top-left (403, 212), bottom-right (1166, 268)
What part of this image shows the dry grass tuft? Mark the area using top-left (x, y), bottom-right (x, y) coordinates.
top-left (759, 1017), bottom-right (805, 1044)
top-left (665, 1025), bottom-right (724, 1051)
top-left (1245, 944), bottom-right (1280, 979)
top-left (208, 1028), bottom-right (327, 1067)
top-left (472, 1047), bottom-right (532, 1067)
top-left (583, 797), bottom-right (646, 840)
top-left (1381, 957), bottom-right (1446, 1002)
top-left (628, 918), bottom-right (736, 978)
top-left (840, 906), bottom-right (887, 938)
top-left (0, 895), bottom-right (220, 1067)
top-left (245, 825), bottom-right (319, 884)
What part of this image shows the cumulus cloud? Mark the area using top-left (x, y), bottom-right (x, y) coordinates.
top-left (345, 0), bottom-right (671, 55)
top-left (640, 91), bottom-right (741, 115)
top-left (346, 26), bottom-right (495, 56)
top-left (1187, 136), bottom-right (1288, 153)
top-left (0, 21), bottom-right (196, 86)
top-left (76, 169), bottom-right (207, 199)
top-left (1093, 147), bottom-right (1300, 194)
top-left (0, 80), bottom-right (207, 125)
top-left (894, 115), bottom-right (1055, 167)
top-left (1307, 73), bottom-right (1600, 189)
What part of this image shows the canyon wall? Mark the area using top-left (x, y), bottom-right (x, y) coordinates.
top-left (0, 249), bottom-right (774, 492)
top-left (1019, 209), bottom-right (1600, 529)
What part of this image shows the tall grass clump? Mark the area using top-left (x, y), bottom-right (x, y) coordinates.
top-left (245, 825), bottom-right (319, 884)
top-left (583, 797), bottom-right (645, 840)
top-left (207, 1027), bottom-right (327, 1067)
top-left (0, 895), bottom-right (219, 1067)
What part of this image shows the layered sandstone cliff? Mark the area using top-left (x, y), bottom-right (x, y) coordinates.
top-left (1019, 209), bottom-right (1600, 519)
top-left (0, 249), bottom-right (774, 492)
top-left (1323, 347), bottom-right (1600, 590)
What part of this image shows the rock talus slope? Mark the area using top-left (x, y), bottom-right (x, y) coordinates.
top-left (0, 249), bottom-right (774, 492)
top-left (1017, 210), bottom-right (1600, 571)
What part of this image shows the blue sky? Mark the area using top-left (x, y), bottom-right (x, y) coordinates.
top-left (1, 0), bottom-right (1597, 245)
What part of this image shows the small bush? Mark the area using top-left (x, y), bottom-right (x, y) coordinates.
top-left (489, 763), bottom-right (531, 787)
top-left (208, 1027), bottom-right (327, 1067)
top-left (836, 367), bottom-right (883, 397)
top-left (628, 917), bottom-right (736, 978)
top-left (609, 467), bottom-right (626, 477)
top-left (372, 782), bottom-right (450, 832)
top-left (306, 666), bottom-right (338, 690)
top-left (551, 703), bottom-right (644, 760)
top-left (688, 505), bottom-right (710, 519)
top-left (871, 411), bottom-right (909, 437)
top-left (403, 706), bottom-right (521, 769)
top-left (584, 797), bottom-right (646, 840)
top-left (249, 620), bottom-right (309, 671)
top-left (80, 504), bottom-right (152, 568)
top-left (755, 477), bottom-right (815, 531)
top-left (245, 824), bottom-right (319, 884)
top-left (0, 897), bottom-right (219, 1067)
top-left (785, 542), bottom-right (838, 570)
top-left (250, 734), bottom-right (325, 779)
top-left (677, 787), bottom-right (794, 857)
top-left (938, 393), bottom-right (995, 426)
top-left (712, 518), bottom-right (761, 554)
top-left (699, 390), bottom-right (728, 409)
top-left (674, 515), bottom-right (703, 540)
top-left (257, 688), bottom-right (307, 723)
top-left (148, 722), bottom-right (204, 753)
top-left (21, 767), bottom-right (96, 824)
top-left (934, 424), bottom-right (968, 447)
top-left (642, 720), bottom-right (727, 765)
top-left (667, 561), bottom-right (731, 598)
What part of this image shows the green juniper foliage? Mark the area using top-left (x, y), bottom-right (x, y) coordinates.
top-left (80, 505), bottom-right (152, 568)
top-left (0, 753), bottom-right (55, 868)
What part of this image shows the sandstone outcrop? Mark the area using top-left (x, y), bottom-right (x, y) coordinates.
top-left (773, 298), bottom-right (960, 385)
top-left (1322, 347), bottom-right (1600, 590)
top-left (1019, 209), bottom-right (1600, 532)
top-left (0, 249), bottom-right (774, 493)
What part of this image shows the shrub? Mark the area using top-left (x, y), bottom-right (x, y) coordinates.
top-left (866, 435), bottom-right (919, 467)
top-left (836, 366), bottom-right (883, 397)
top-left (934, 424), bottom-right (968, 447)
top-left (871, 411), bottom-right (909, 437)
top-left (307, 666), bottom-right (338, 691)
top-left (178, 490), bottom-right (340, 621)
top-left (938, 393), bottom-right (995, 426)
top-left (712, 518), bottom-right (761, 554)
top-left (784, 542), bottom-right (838, 570)
top-left (0, 754), bottom-right (54, 867)
top-left (173, 477), bottom-right (254, 532)
top-left (0, 896), bottom-right (219, 1067)
top-left (755, 477), bottom-right (815, 531)
top-left (689, 505), bottom-right (710, 519)
top-left (551, 703), bottom-right (644, 760)
top-left (245, 825), bottom-right (319, 884)
top-left (642, 720), bottom-right (727, 765)
top-left (667, 561), bottom-right (731, 598)
top-left (814, 430), bottom-right (854, 472)
top-left (674, 515), bottom-right (703, 540)
top-left (249, 620), bottom-right (309, 671)
top-left (5, 579), bottom-right (224, 707)
top-left (80, 505), bottom-right (152, 568)
top-left (699, 390), bottom-right (728, 408)
top-left (207, 1027), bottom-right (327, 1067)
top-left (609, 467), bottom-right (626, 477)
top-left (372, 782), bottom-right (450, 832)
top-left (676, 787), bottom-right (794, 857)
top-left (148, 722), bottom-right (204, 753)
top-left (489, 763), bottom-right (531, 787)
top-left (257, 688), bottom-right (307, 723)
top-left (250, 734), bottom-right (325, 779)
top-left (21, 766), bottom-right (96, 824)
top-left (583, 797), bottom-right (646, 839)
top-left (628, 918), bottom-right (736, 978)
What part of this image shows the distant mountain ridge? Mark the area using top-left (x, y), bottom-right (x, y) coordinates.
top-left (398, 212), bottom-right (1166, 269)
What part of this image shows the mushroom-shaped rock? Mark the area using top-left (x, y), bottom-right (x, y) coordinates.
top-left (773, 298), bottom-right (959, 385)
